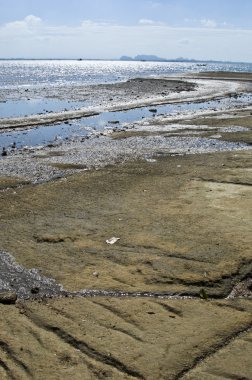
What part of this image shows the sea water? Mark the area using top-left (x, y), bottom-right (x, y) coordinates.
top-left (0, 59), bottom-right (252, 88)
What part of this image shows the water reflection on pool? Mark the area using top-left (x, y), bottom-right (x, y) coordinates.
top-left (0, 93), bottom-right (252, 150)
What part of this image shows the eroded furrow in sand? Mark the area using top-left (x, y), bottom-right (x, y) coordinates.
top-left (175, 324), bottom-right (252, 380)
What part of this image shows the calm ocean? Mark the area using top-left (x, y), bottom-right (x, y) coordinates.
top-left (0, 59), bottom-right (252, 88)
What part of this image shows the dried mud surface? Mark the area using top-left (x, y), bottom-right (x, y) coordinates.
top-left (0, 72), bottom-right (252, 379)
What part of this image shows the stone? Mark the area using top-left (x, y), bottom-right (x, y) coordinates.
top-left (31, 287), bottom-right (40, 294)
top-left (0, 291), bottom-right (17, 304)
top-left (1, 147), bottom-right (7, 156)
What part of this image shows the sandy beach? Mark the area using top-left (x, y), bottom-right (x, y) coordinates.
top-left (0, 72), bottom-right (251, 379)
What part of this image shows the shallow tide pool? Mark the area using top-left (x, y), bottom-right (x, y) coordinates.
top-left (1, 93), bottom-right (252, 150)
top-left (0, 98), bottom-right (86, 118)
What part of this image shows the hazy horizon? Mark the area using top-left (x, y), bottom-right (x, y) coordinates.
top-left (0, 57), bottom-right (251, 64)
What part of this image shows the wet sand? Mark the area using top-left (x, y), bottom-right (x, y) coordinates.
top-left (0, 72), bottom-right (251, 379)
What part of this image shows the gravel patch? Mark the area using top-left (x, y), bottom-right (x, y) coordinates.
top-left (0, 134), bottom-right (250, 183)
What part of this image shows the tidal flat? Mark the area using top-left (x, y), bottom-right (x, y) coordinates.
top-left (0, 72), bottom-right (251, 379)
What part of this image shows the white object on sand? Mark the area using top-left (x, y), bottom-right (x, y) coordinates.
top-left (106, 237), bottom-right (120, 245)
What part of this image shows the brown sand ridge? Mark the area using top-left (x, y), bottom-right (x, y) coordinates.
top-left (0, 72), bottom-right (251, 379)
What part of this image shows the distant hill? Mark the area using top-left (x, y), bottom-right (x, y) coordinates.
top-left (120, 55), bottom-right (198, 62)
top-left (119, 55), bottom-right (248, 64)
top-left (120, 56), bottom-right (135, 61)
top-left (134, 55), bottom-right (168, 62)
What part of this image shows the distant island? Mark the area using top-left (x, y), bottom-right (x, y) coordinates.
top-left (120, 55), bottom-right (199, 62)
top-left (119, 55), bottom-right (237, 64)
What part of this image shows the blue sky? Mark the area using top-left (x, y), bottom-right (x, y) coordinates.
top-left (0, 0), bottom-right (252, 61)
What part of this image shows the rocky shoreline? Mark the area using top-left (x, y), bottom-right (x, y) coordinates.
top-left (0, 72), bottom-right (251, 379)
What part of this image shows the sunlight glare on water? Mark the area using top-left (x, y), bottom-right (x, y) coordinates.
top-left (1, 59), bottom-right (252, 88)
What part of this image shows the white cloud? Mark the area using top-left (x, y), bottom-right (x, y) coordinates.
top-left (81, 19), bottom-right (111, 27)
top-left (0, 14), bottom-right (43, 39)
top-left (5, 15), bottom-right (42, 30)
top-left (200, 19), bottom-right (217, 28)
top-left (139, 19), bottom-right (155, 25)
top-left (138, 19), bottom-right (165, 26)
top-left (24, 15), bottom-right (42, 26)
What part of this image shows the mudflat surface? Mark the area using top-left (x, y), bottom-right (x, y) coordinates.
top-left (0, 73), bottom-right (251, 379)
top-left (0, 150), bottom-right (251, 297)
top-left (0, 77), bottom-right (194, 103)
top-left (189, 71), bottom-right (252, 81)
